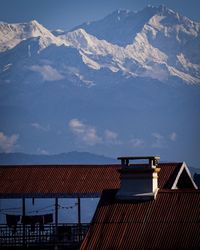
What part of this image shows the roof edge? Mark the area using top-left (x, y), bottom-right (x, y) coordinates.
top-left (171, 162), bottom-right (198, 190)
top-left (0, 164), bottom-right (121, 168)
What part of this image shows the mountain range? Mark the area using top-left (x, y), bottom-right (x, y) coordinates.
top-left (0, 5), bottom-right (200, 167)
top-left (0, 151), bottom-right (115, 164)
top-left (1, 152), bottom-right (200, 179)
top-left (0, 6), bottom-right (200, 84)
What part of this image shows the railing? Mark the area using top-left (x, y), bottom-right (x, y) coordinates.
top-left (0, 223), bottom-right (89, 248)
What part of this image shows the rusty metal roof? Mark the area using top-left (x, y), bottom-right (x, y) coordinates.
top-left (0, 163), bottom-right (183, 198)
top-left (0, 165), bottom-right (120, 198)
top-left (81, 189), bottom-right (200, 249)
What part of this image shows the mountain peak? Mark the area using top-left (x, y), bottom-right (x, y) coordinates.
top-left (30, 19), bottom-right (40, 25)
top-left (72, 5), bottom-right (184, 47)
top-left (0, 20), bottom-right (62, 52)
top-left (0, 6), bottom-right (200, 84)
top-left (110, 9), bottom-right (133, 17)
top-left (141, 4), bottom-right (178, 19)
top-left (29, 19), bottom-right (46, 30)
top-left (145, 4), bottom-right (197, 26)
top-left (104, 9), bottom-right (137, 23)
top-left (158, 4), bottom-right (169, 11)
top-left (63, 28), bottom-right (90, 43)
top-left (144, 4), bottom-right (172, 13)
top-left (71, 28), bottom-right (88, 35)
top-left (158, 4), bottom-right (176, 14)
top-left (61, 28), bottom-right (101, 51)
top-left (27, 20), bottom-right (54, 37)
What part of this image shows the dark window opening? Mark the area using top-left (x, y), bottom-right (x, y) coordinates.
top-left (177, 169), bottom-right (195, 189)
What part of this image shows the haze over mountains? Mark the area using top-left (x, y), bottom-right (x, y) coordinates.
top-left (0, 5), bottom-right (200, 166)
top-left (0, 151), bottom-right (115, 165)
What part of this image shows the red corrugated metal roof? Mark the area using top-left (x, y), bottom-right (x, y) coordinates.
top-left (0, 165), bottom-right (120, 197)
top-left (0, 163), bottom-right (183, 197)
top-left (81, 189), bottom-right (200, 249)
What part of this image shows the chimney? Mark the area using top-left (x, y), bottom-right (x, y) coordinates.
top-left (116, 156), bottom-right (160, 201)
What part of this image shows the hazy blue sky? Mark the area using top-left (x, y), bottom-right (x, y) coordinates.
top-left (0, 0), bottom-right (200, 30)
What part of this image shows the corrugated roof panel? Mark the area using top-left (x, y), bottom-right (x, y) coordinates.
top-left (0, 163), bottom-right (183, 197)
top-left (158, 163), bottom-right (182, 188)
top-left (81, 190), bottom-right (200, 249)
top-left (0, 165), bottom-right (121, 197)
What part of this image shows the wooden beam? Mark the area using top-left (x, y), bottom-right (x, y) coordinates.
top-left (0, 192), bottom-right (102, 199)
top-left (77, 197), bottom-right (81, 242)
top-left (55, 197), bottom-right (58, 227)
top-left (77, 197), bottom-right (81, 224)
top-left (55, 197), bottom-right (58, 248)
top-left (22, 198), bottom-right (26, 247)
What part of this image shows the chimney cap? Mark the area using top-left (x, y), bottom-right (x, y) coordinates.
top-left (117, 156), bottom-right (160, 161)
top-left (117, 156), bottom-right (160, 168)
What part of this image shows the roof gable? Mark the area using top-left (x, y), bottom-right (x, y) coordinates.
top-left (171, 162), bottom-right (197, 189)
top-left (80, 162), bottom-right (199, 249)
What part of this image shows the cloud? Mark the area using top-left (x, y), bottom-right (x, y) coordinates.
top-left (152, 132), bottom-right (177, 148)
top-left (152, 132), bottom-right (165, 148)
top-left (30, 65), bottom-right (64, 81)
top-left (144, 64), bottom-right (169, 82)
top-left (0, 132), bottom-right (19, 153)
top-left (69, 119), bottom-right (102, 146)
top-left (130, 138), bottom-right (144, 147)
top-left (69, 119), bottom-right (85, 134)
top-left (169, 132), bottom-right (177, 141)
top-left (104, 130), bottom-right (120, 144)
top-left (37, 148), bottom-right (49, 155)
top-left (31, 122), bottom-right (50, 132)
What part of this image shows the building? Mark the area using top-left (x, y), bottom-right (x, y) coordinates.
top-left (0, 164), bottom-right (120, 249)
top-left (0, 156), bottom-right (199, 249)
top-left (81, 156), bottom-right (200, 250)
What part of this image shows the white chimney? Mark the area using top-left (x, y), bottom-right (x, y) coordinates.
top-left (116, 156), bottom-right (160, 201)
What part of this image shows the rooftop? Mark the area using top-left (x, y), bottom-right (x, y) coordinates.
top-left (0, 157), bottom-right (199, 249)
top-left (80, 157), bottom-right (199, 249)
top-left (81, 188), bottom-right (200, 249)
top-left (0, 162), bottom-right (186, 198)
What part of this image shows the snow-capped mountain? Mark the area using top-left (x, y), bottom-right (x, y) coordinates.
top-left (63, 5), bottom-right (200, 84)
top-left (0, 20), bottom-right (64, 53)
top-left (0, 5), bottom-right (199, 84)
top-left (0, 6), bottom-right (200, 167)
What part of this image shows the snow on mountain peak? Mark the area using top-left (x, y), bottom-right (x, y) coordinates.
top-left (144, 5), bottom-right (176, 16)
top-left (57, 7), bottom-right (200, 83)
top-left (0, 5), bottom-right (200, 85)
top-left (53, 6), bottom-right (200, 84)
top-left (29, 19), bottom-right (40, 26)
top-left (110, 9), bottom-right (133, 19)
top-left (0, 20), bottom-right (63, 52)
top-left (61, 28), bottom-right (98, 49)
top-left (61, 28), bottom-right (117, 54)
